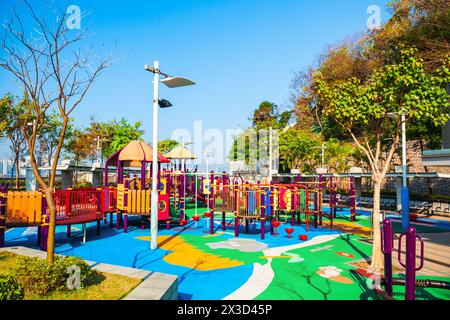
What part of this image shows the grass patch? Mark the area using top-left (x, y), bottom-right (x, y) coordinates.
top-left (0, 252), bottom-right (141, 300)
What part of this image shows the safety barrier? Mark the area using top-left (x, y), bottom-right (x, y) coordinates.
top-left (111, 179), bottom-right (170, 233)
top-left (0, 187), bottom-right (106, 249)
top-left (6, 191), bottom-right (43, 225)
top-left (195, 181), bottom-right (313, 239)
top-left (101, 187), bottom-right (117, 214)
top-left (52, 189), bottom-right (103, 225)
top-left (127, 189), bottom-right (151, 213)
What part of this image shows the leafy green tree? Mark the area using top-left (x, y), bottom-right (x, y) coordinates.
top-left (158, 139), bottom-right (179, 154)
top-left (314, 48), bottom-right (450, 272)
top-left (64, 118), bottom-right (145, 162)
top-left (278, 128), bottom-right (322, 173)
top-left (0, 96), bottom-right (10, 134)
top-left (102, 119), bottom-right (144, 158)
top-left (1, 95), bottom-right (27, 188)
top-left (252, 101), bottom-right (292, 130)
top-left (65, 129), bottom-right (98, 165)
top-left (324, 138), bottom-right (357, 173)
top-left (292, 0), bottom-right (449, 153)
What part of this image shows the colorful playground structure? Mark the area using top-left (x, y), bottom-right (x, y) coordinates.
top-left (0, 140), bottom-right (362, 249)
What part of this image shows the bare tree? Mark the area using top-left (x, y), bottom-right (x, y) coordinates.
top-left (37, 110), bottom-right (70, 166)
top-left (9, 126), bottom-right (26, 189)
top-left (0, 1), bottom-right (112, 263)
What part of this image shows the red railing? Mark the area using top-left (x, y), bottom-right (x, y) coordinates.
top-left (51, 189), bottom-right (102, 224)
top-left (100, 187), bottom-right (117, 213)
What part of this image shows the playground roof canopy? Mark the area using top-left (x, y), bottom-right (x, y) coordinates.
top-left (165, 145), bottom-right (197, 160)
top-left (106, 140), bottom-right (169, 167)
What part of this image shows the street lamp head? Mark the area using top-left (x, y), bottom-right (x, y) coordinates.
top-left (144, 65), bottom-right (157, 73)
top-left (161, 76), bottom-right (195, 88)
top-left (158, 99), bottom-right (173, 108)
top-left (145, 63), bottom-right (195, 87)
top-left (386, 112), bottom-right (400, 119)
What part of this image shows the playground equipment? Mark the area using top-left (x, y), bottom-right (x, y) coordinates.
top-left (103, 140), bottom-right (171, 232)
top-left (0, 141), bottom-right (361, 252)
top-left (380, 218), bottom-right (450, 300)
top-left (322, 175), bottom-right (357, 223)
top-left (0, 186), bottom-right (105, 250)
top-left (173, 173), bottom-right (318, 239)
top-left (163, 171), bottom-right (360, 239)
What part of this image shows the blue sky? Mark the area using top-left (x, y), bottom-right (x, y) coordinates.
top-left (0, 0), bottom-right (391, 168)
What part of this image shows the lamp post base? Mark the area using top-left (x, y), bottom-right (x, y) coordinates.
top-left (401, 187), bottom-right (410, 232)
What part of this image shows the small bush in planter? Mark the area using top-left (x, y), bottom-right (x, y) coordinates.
top-left (15, 257), bottom-right (53, 295)
top-left (0, 274), bottom-right (25, 300)
top-left (15, 255), bottom-right (103, 295)
top-left (51, 256), bottom-right (103, 289)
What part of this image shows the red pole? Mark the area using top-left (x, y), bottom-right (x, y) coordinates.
top-left (209, 171), bottom-right (215, 235)
top-left (270, 182), bottom-right (274, 236)
top-left (260, 181), bottom-right (265, 240)
top-left (305, 186), bottom-right (309, 232)
top-left (234, 181), bottom-right (239, 237)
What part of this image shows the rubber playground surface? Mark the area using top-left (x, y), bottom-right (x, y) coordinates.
top-left (5, 206), bottom-right (450, 300)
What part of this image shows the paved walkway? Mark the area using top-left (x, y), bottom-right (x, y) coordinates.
top-left (393, 232), bottom-right (450, 277)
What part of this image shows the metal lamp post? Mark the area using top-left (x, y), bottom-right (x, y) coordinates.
top-left (145, 61), bottom-right (195, 250)
top-left (400, 112), bottom-right (410, 231)
top-left (269, 127), bottom-right (272, 183)
top-left (312, 143), bottom-right (327, 170)
top-left (204, 151), bottom-right (212, 222)
top-left (387, 111), bottom-right (409, 231)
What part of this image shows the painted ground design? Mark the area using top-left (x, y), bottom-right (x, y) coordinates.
top-left (4, 207), bottom-right (450, 300)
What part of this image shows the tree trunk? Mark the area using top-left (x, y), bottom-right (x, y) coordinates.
top-left (15, 155), bottom-right (19, 189)
top-left (369, 180), bottom-right (384, 273)
top-left (44, 188), bottom-right (56, 264)
top-left (10, 161), bottom-right (15, 186)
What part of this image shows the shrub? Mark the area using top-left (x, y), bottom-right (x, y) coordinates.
top-left (51, 256), bottom-right (102, 289)
top-left (14, 255), bottom-right (102, 295)
top-left (0, 274), bottom-right (25, 300)
top-left (15, 257), bottom-right (53, 295)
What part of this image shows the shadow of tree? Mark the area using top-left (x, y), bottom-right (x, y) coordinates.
top-left (268, 263), bottom-right (333, 300)
top-left (348, 269), bottom-right (379, 300)
top-left (338, 233), bottom-right (371, 262)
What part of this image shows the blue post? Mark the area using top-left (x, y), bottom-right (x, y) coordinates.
top-left (401, 187), bottom-right (410, 232)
